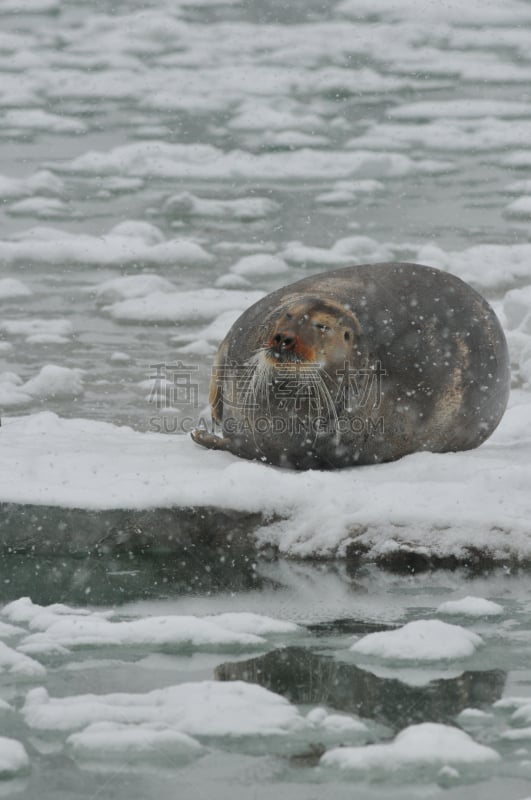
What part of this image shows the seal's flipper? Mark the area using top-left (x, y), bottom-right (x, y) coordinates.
top-left (191, 428), bottom-right (231, 451)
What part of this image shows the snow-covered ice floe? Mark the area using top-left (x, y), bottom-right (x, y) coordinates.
top-left (0, 594), bottom-right (373, 762)
top-left (319, 722), bottom-right (499, 781)
top-left (351, 620), bottom-right (483, 662)
top-left (22, 680), bottom-right (373, 761)
top-left (1, 597), bottom-right (298, 655)
top-left (0, 398), bottom-right (530, 568)
top-left (0, 221), bottom-right (212, 267)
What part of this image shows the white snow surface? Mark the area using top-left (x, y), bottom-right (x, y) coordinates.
top-left (320, 722), bottom-right (499, 774)
top-left (0, 400), bottom-right (530, 562)
top-left (436, 596), bottom-right (504, 617)
top-left (351, 620), bottom-right (483, 662)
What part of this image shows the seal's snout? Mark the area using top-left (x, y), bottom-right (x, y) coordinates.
top-left (272, 331), bottom-right (298, 352)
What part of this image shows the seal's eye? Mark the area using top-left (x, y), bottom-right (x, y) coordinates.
top-left (344, 331), bottom-right (351, 341)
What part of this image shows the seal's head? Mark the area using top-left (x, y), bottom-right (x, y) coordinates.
top-left (263, 297), bottom-right (362, 368)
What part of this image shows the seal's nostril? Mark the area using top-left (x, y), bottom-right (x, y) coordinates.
top-left (272, 332), bottom-right (297, 350)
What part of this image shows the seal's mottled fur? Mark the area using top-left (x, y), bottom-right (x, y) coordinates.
top-left (193, 263), bottom-right (510, 469)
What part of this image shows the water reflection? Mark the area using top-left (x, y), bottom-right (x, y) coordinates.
top-left (216, 646), bottom-right (506, 730)
top-left (0, 552), bottom-right (265, 605)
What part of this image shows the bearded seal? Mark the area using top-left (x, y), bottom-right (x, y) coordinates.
top-left (192, 262), bottom-right (510, 469)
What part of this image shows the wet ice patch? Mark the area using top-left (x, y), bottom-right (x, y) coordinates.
top-left (0, 621), bottom-right (25, 638)
top-left (175, 339), bottom-right (216, 356)
top-left (215, 273), bottom-right (251, 290)
top-left (163, 191), bottom-right (279, 221)
top-left (92, 274), bottom-right (176, 303)
top-left (497, 697), bottom-right (531, 728)
top-left (338, 0), bottom-right (531, 23)
top-left (0, 366), bottom-right (83, 407)
top-left (7, 197), bottom-right (71, 219)
top-left (351, 620), bottom-right (483, 662)
top-left (252, 130), bottom-right (331, 149)
top-left (2, 597), bottom-right (111, 630)
top-left (457, 708), bottom-right (495, 733)
top-left (283, 236), bottom-right (394, 268)
top-left (0, 0), bottom-right (60, 13)
top-left (21, 365), bottom-right (84, 400)
top-left (503, 312), bottom-right (531, 388)
top-left (0, 738), bottom-right (29, 780)
top-left (388, 100), bottom-right (531, 120)
top-left (57, 141), bottom-right (453, 181)
top-left (504, 197), bottom-right (531, 220)
top-left (0, 319), bottom-right (73, 344)
top-left (306, 707), bottom-right (368, 735)
top-left (0, 170), bottom-right (63, 199)
top-left (502, 151), bottom-right (531, 168)
top-left (0, 373), bottom-right (31, 408)
top-left (504, 286), bottom-right (531, 334)
top-left (505, 179), bottom-right (531, 195)
top-left (436, 597), bottom-right (503, 617)
top-left (229, 254), bottom-right (289, 277)
top-left (494, 696), bottom-right (531, 742)
top-left (105, 288), bottom-right (264, 324)
top-left (320, 722), bottom-right (499, 779)
top-left (67, 722), bottom-right (205, 766)
top-left (1, 109), bottom-right (85, 134)
top-left (19, 613), bottom-right (267, 653)
top-left (315, 179), bottom-right (384, 205)
top-left (0, 279), bottom-right (31, 300)
top-left (348, 118), bottom-right (531, 153)
top-left (0, 223), bottom-right (211, 267)
top-left (228, 101), bottom-right (325, 132)
top-left (109, 351), bottom-right (132, 364)
top-left (0, 641), bottom-right (46, 679)
top-left (204, 613), bottom-right (299, 636)
top-left (192, 310), bottom-right (243, 342)
top-left (415, 242), bottom-right (531, 292)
